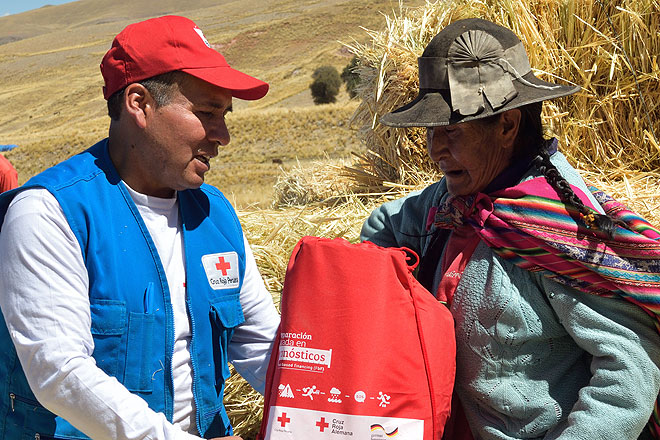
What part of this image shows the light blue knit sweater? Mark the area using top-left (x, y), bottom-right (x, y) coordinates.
top-left (361, 150), bottom-right (660, 439)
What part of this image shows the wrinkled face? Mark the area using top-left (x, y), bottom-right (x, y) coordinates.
top-left (426, 118), bottom-right (513, 196)
top-left (137, 75), bottom-right (232, 198)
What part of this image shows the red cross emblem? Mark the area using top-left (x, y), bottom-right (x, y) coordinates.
top-left (277, 412), bottom-right (291, 428)
top-left (215, 256), bottom-right (231, 275)
top-left (316, 417), bottom-right (329, 432)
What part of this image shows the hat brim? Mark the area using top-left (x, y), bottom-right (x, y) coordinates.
top-left (182, 66), bottom-right (269, 101)
top-left (380, 71), bottom-right (579, 128)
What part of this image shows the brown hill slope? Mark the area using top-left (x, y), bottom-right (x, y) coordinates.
top-left (0, 0), bottom-right (424, 205)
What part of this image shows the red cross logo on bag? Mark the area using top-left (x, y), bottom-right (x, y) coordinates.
top-left (277, 412), bottom-right (291, 428)
top-left (316, 417), bottom-right (329, 432)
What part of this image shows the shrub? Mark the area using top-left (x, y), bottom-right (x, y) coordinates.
top-left (310, 65), bottom-right (341, 104)
top-left (341, 56), bottom-right (360, 99)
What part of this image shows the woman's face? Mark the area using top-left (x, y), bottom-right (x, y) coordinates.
top-left (426, 115), bottom-right (515, 196)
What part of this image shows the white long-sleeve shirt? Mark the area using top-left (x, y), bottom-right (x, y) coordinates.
top-left (0, 187), bottom-right (280, 439)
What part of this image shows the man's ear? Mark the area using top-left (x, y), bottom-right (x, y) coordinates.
top-left (500, 109), bottom-right (521, 149)
top-left (122, 83), bottom-right (153, 129)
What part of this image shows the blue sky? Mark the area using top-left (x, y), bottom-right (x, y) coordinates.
top-left (1, 0), bottom-right (78, 17)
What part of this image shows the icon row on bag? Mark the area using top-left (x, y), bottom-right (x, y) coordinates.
top-left (278, 384), bottom-right (392, 407)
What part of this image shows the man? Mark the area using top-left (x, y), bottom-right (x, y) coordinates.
top-left (0, 153), bottom-right (17, 192)
top-left (0, 15), bottom-right (280, 439)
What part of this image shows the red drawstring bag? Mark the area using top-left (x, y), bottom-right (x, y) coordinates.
top-left (258, 236), bottom-right (456, 439)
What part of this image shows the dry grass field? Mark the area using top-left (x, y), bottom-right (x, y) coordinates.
top-left (2, 0), bottom-right (659, 439)
top-left (0, 0), bottom-right (423, 206)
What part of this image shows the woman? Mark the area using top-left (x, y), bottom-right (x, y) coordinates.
top-left (361, 18), bottom-right (660, 439)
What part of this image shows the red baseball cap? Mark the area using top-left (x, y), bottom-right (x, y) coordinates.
top-left (100, 15), bottom-right (269, 101)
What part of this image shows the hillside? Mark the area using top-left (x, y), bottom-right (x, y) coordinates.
top-left (0, 0), bottom-right (424, 205)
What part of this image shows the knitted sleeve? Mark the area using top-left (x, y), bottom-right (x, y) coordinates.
top-left (360, 181), bottom-right (446, 255)
top-left (540, 276), bottom-right (660, 439)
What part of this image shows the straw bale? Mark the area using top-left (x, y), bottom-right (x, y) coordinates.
top-left (344, 0), bottom-right (660, 194)
top-left (271, 159), bottom-right (355, 208)
top-left (580, 170), bottom-right (660, 227)
top-left (223, 365), bottom-right (264, 439)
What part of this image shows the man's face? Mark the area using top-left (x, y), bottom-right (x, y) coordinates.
top-left (136, 75), bottom-right (232, 198)
top-left (426, 117), bottom-right (513, 196)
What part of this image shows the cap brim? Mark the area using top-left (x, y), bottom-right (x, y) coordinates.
top-left (182, 66), bottom-right (269, 100)
top-left (381, 72), bottom-right (579, 128)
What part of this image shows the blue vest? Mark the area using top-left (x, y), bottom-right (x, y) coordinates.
top-left (0, 139), bottom-right (247, 439)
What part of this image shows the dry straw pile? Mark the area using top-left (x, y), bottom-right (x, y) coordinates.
top-left (346, 0), bottom-right (660, 220)
top-left (226, 0), bottom-right (660, 437)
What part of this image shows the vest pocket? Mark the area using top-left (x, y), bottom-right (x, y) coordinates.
top-left (6, 392), bottom-right (88, 439)
top-left (210, 297), bottom-right (245, 389)
top-left (210, 297), bottom-right (245, 329)
top-left (124, 312), bottom-right (155, 393)
top-left (6, 391), bottom-right (50, 432)
top-left (25, 433), bottom-right (86, 440)
top-left (89, 299), bottom-right (154, 393)
top-left (89, 300), bottom-right (127, 378)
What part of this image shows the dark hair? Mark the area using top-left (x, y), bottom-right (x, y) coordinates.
top-left (489, 102), bottom-right (622, 238)
top-left (469, 102), bottom-right (544, 158)
top-left (513, 102), bottom-right (544, 158)
top-left (532, 148), bottom-right (622, 238)
top-left (106, 71), bottom-right (187, 121)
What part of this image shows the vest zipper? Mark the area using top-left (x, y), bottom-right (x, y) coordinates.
top-left (35, 434), bottom-right (40, 440)
top-left (167, 294), bottom-right (176, 422)
top-left (186, 293), bottom-right (202, 432)
top-left (9, 392), bottom-right (14, 411)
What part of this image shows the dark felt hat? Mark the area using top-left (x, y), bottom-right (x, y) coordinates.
top-left (380, 18), bottom-right (579, 128)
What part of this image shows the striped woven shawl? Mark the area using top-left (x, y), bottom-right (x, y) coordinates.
top-left (433, 176), bottom-right (660, 436)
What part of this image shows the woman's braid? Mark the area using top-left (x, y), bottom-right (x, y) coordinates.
top-left (532, 147), bottom-right (621, 238)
